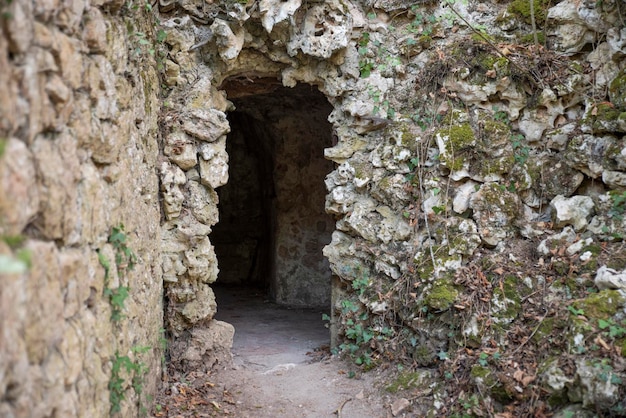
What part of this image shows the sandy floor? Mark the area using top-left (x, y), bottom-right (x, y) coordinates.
top-left (208, 286), bottom-right (389, 418)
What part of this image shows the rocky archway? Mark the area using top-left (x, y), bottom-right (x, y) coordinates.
top-left (213, 78), bottom-right (335, 308)
top-left (157, 0), bottom-right (357, 370)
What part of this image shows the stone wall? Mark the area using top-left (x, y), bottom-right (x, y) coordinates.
top-left (0, 1), bottom-right (163, 417)
top-left (1, 0), bottom-right (626, 415)
top-left (156, 0), bottom-right (626, 414)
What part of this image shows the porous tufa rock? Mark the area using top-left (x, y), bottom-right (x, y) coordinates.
top-left (259, 0), bottom-right (302, 33)
top-left (287, 0), bottom-right (352, 59)
top-left (198, 138), bottom-right (229, 189)
top-left (160, 162), bottom-right (187, 220)
top-left (210, 19), bottom-right (245, 62)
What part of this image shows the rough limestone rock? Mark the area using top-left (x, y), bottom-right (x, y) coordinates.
top-left (259, 0), bottom-right (301, 33)
top-left (164, 131), bottom-right (198, 170)
top-left (198, 137), bottom-right (229, 189)
top-left (169, 320), bottom-right (234, 372)
top-left (182, 108), bottom-right (230, 143)
top-left (287, 0), bottom-right (352, 59)
top-left (3, 0), bottom-right (626, 414)
top-left (211, 19), bottom-right (245, 62)
top-left (595, 266), bottom-right (626, 291)
top-left (550, 195), bottom-right (595, 231)
top-left (470, 183), bottom-right (521, 246)
top-left (0, 138), bottom-right (39, 235)
top-left (574, 358), bottom-right (621, 409)
top-left (537, 226), bottom-right (578, 255)
top-left (160, 161), bottom-right (187, 220)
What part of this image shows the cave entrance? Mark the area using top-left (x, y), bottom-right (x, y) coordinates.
top-left (211, 79), bottom-right (335, 312)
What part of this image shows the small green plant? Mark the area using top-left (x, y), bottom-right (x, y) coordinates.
top-left (0, 137), bottom-right (7, 158)
top-left (107, 286), bottom-right (130, 322)
top-left (1, 0), bottom-right (12, 19)
top-left (109, 346), bottom-right (151, 415)
top-left (493, 109), bottom-right (509, 124)
top-left (100, 225), bottom-right (137, 322)
top-left (98, 251), bottom-right (111, 283)
top-left (593, 359), bottom-right (623, 385)
top-left (352, 276), bottom-right (370, 296)
top-left (1, 234), bottom-right (25, 249)
top-left (478, 352), bottom-right (489, 366)
top-left (598, 318), bottom-right (626, 339)
top-left (109, 224), bottom-right (137, 275)
top-left (358, 32), bottom-right (373, 78)
top-left (567, 305), bottom-right (585, 316)
top-left (608, 190), bottom-right (626, 221)
top-left (0, 234), bottom-right (32, 273)
top-left (510, 133), bottom-right (529, 165)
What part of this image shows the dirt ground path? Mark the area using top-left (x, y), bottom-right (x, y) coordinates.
top-left (153, 288), bottom-right (393, 417)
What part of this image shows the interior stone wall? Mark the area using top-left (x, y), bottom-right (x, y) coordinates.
top-left (211, 111), bottom-right (270, 287)
top-left (212, 83), bottom-right (335, 307)
top-left (0, 1), bottom-right (163, 417)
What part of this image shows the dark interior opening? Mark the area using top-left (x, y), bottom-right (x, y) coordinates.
top-left (211, 79), bottom-right (335, 309)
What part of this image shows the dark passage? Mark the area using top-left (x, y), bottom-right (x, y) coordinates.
top-left (211, 79), bottom-right (335, 309)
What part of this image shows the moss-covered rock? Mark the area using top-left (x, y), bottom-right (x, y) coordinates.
top-left (385, 370), bottom-right (432, 393)
top-left (574, 289), bottom-right (625, 320)
top-left (435, 122), bottom-right (476, 171)
top-left (491, 275), bottom-right (523, 324)
top-left (425, 278), bottom-right (459, 311)
top-left (609, 69), bottom-right (626, 109)
top-left (470, 183), bottom-right (521, 246)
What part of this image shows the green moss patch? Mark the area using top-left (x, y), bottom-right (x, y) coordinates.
top-left (436, 123), bottom-right (475, 171)
top-left (574, 290), bottom-right (625, 320)
top-left (507, 0), bottom-right (549, 26)
top-left (385, 370), bottom-right (429, 393)
top-left (425, 279), bottom-right (459, 311)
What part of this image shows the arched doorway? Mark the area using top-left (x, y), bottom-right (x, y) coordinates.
top-left (211, 78), bottom-right (335, 309)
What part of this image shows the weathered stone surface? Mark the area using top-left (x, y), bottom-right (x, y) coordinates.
top-left (287, 0), bottom-right (352, 59)
top-left (161, 161), bottom-right (187, 220)
top-left (3, 0), bottom-right (626, 414)
top-left (183, 236), bottom-right (218, 283)
top-left (164, 131), bottom-right (198, 170)
top-left (169, 320), bottom-right (234, 372)
top-left (32, 133), bottom-right (81, 243)
top-left (551, 195), bottom-right (595, 231)
top-left (186, 180), bottom-right (219, 226)
top-left (259, 0), bottom-right (301, 33)
top-left (453, 180), bottom-right (478, 214)
top-left (198, 138), bottom-right (229, 189)
top-left (602, 170), bottom-right (626, 189)
top-left (470, 183), bottom-right (521, 246)
top-left (211, 19), bottom-right (244, 62)
top-left (595, 266), bottom-right (626, 291)
top-left (82, 7), bottom-right (107, 53)
top-left (182, 108), bottom-right (230, 142)
top-left (181, 284), bottom-right (217, 324)
top-left (0, 139), bottom-right (39, 235)
top-left (0, 4), bottom-right (163, 416)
